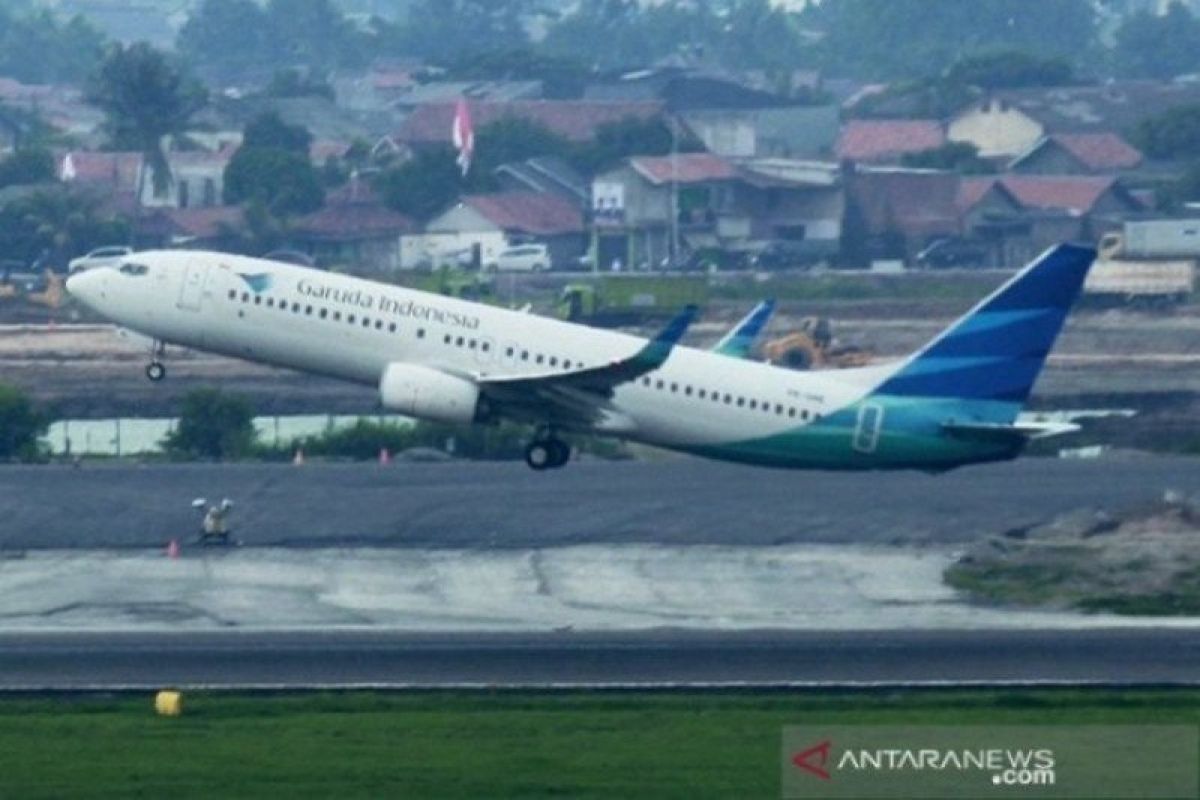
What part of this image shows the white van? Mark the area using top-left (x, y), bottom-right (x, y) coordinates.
top-left (484, 243), bottom-right (550, 272)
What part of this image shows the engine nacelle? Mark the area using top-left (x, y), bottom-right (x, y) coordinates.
top-left (379, 363), bottom-right (482, 425)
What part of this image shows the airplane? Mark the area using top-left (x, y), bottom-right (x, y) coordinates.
top-left (711, 299), bottom-right (775, 359)
top-left (65, 243), bottom-right (1095, 472)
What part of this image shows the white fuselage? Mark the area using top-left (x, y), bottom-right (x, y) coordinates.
top-left (67, 251), bottom-right (883, 454)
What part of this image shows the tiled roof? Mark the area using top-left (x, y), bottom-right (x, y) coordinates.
top-left (836, 119), bottom-right (945, 162)
top-left (1016, 133), bottom-right (1143, 171)
top-left (997, 175), bottom-right (1125, 214)
top-left (630, 152), bottom-right (738, 184)
top-left (847, 167), bottom-right (960, 237)
top-left (59, 151), bottom-right (143, 191)
top-left (461, 192), bottom-right (583, 236)
top-left (296, 196), bottom-right (417, 241)
top-left (399, 101), bottom-right (663, 145)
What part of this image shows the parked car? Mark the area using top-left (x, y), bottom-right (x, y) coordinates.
top-left (484, 243), bottom-right (550, 272)
top-left (749, 240), bottom-right (815, 270)
top-left (68, 246), bottom-right (133, 275)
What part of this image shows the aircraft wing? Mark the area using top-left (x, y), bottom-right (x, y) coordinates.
top-left (476, 305), bottom-right (699, 429)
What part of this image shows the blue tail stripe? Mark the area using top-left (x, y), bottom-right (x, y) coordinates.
top-left (875, 243), bottom-right (1094, 403)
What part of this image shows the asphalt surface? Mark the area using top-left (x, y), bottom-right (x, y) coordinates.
top-left (2, 629), bottom-right (1198, 689)
top-left (2, 456), bottom-right (1198, 549)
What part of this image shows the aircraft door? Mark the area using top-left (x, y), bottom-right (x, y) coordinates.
top-left (852, 403), bottom-right (884, 454)
top-left (177, 261), bottom-right (211, 312)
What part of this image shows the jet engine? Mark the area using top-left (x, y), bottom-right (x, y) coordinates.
top-left (379, 363), bottom-right (483, 425)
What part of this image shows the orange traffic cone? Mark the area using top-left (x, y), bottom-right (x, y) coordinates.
top-left (166, 539), bottom-right (180, 559)
top-left (379, 447), bottom-right (391, 465)
top-left (292, 448), bottom-right (305, 466)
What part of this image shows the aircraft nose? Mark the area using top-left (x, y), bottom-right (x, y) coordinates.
top-left (65, 267), bottom-right (108, 307)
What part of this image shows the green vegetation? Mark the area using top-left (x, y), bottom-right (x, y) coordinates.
top-left (900, 141), bottom-right (991, 174)
top-left (271, 418), bottom-right (628, 463)
top-left (0, 382), bottom-right (49, 461)
top-left (0, 187), bottom-right (128, 268)
top-left (0, 6), bottom-right (105, 85)
top-left (163, 388), bottom-right (257, 461)
top-left (86, 42), bottom-right (207, 195)
top-left (1113, 1), bottom-right (1200, 80)
top-left (1133, 103), bottom-right (1200, 160)
top-left (0, 690), bottom-right (1196, 799)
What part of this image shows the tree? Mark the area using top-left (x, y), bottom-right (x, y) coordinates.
top-left (470, 117), bottom-right (572, 181)
top-left (1159, 161), bottom-right (1200, 210)
top-left (266, 69), bottom-right (335, 101)
top-left (544, 0), bottom-right (716, 71)
top-left (901, 141), bottom-right (992, 174)
top-left (1113, 2), bottom-right (1200, 80)
top-left (373, 146), bottom-right (463, 220)
top-left (0, 147), bottom-right (54, 188)
top-left (1133, 104), bottom-right (1200, 160)
top-left (163, 388), bottom-right (256, 460)
top-left (805, 0), bottom-right (1097, 80)
top-left (86, 42), bottom-right (207, 195)
top-left (0, 8), bottom-right (105, 84)
top-left (263, 0), bottom-right (367, 73)
top-left (944, 50), bottom-right (1074, 90)
top-left (242, 111), bottom-right (313, 155)
top-left (177, 0), bottom-right (268, 84)
top-left (571, 116), bottom-right (696, 176)
top-left (0, 188), bottom-right (129, 266)
top-left (384, 0), bottom-right (533, 63)
top-left (0, 383), bottom-right (48, 461)
top-left (223, 147), bottom-right (324, 216)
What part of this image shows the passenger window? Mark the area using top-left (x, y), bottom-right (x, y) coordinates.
top-left (418, 329), bottom-right (426, 338)
top-left (388, 323), bottom-right (397, 333)
top-left (305, 305), bottom-right (313, 315)
top-left (333, 311), bottom-right (341, 321)
top-left (254, 295), bottom-right (262, 305)
top-left (227, 289), bottom-right (236, 299)
top-left (348, 314), bottom-right (356, 323)
top-left (319, 309), bottom-right (327, 319)
top-left (242, 292), bottom-right (250, 302)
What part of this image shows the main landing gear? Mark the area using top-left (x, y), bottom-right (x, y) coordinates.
top-left (145, 340), bottom-right (167, 382)
top-left (524, 430), bottom-right (571, 471)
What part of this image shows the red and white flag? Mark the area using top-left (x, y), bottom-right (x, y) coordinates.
top-left (452, 97), bottom-right (474, 177)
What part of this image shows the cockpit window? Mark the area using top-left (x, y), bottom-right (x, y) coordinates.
top-left (119, 262), bottom-right (150, 276)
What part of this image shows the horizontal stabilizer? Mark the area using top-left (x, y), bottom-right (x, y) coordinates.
top-left (942, 420), bottom-right (1080, 445)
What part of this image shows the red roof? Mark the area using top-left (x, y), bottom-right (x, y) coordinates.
top-left (137, 207), bottom-right (242, 240)
top-left (59, 151), bottom-right (143, 192)
top-left (847, 168), bottom-right (960, 239)
top-left (1044, 133), bottom-right (1143, 171)
top-left (297, 197), bottom-right (417, 241)
top-left (836, 120), bottom-right (945, 162)
top-left (997, 176), bottom-right (1124, 214)
top-left (461, 192), bottom-right (583, 236)
top-left (400, 101), bottom-right (663, 145)
top-left (957, 178), bottom-right (1022, 214)
top-left (630, 152), bottom-right (738, 185)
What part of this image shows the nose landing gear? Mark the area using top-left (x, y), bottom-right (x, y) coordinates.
top-left (145, 340), bottom-right (167, 382)
top-left (525, 431), bottom-right (571, 471)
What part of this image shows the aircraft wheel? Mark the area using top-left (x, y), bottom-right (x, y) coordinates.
top-left (525, 441), bottom-right (553, 471)
top-left (146, 361), bottom-right (166, 382)
top-left (548, 439), bottom-right (571, 468)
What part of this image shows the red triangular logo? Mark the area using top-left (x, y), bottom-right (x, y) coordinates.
top-left (792, 740), bottom-right (832, 780)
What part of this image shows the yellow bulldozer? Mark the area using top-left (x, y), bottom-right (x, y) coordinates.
top-left (760, 316), bottom-right (872, 370)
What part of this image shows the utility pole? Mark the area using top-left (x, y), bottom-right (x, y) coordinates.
top-left (669, 116), bottom-right (680, 271)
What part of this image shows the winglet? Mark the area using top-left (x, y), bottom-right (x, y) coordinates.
top-left (633, 304), bottom-right (699, 369)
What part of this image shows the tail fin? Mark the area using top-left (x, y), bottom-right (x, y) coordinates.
top-left (712, 299), bottom-right (775, 358)
top-left (873, 243), bottom-right (1095, 407)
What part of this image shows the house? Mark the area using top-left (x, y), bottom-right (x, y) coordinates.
top-left (59, 151), bottom-right (144, 211)
top-left (397, 101), bottom-right (665, 151)
top-left (389, 81), bottom-right (544, 114)
top-left (415, 191), bottom-right (585, 269)
top-left (133, 206), bottom-right (243, 251)
top-left (842, 166), bottom-right (960, 260)
top-left (494, 156), bottom-right (588, 205)
top-left (680, 105), bottom-right (839, 159)
top-left (1008, 133), bottom-right (1144, 175)
top-left (947, 81), bottom-right (1200, 159)
top-left (292, 182), bottom-right (417, 273)
top-left (591, 152), bottom-right (842, 269)
top-left (957, 175), bottom-right (1145, 263)
top-left (138, 149), bottom-right (233, 210)
top-left (835, 120), bottom-right (945, 163)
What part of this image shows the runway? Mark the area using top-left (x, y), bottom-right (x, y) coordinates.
top-left (3, 628), bottom-right (1199, 690)
top-left (3, 456), bottom-right (1198, 549)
